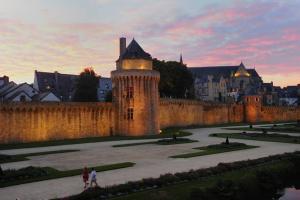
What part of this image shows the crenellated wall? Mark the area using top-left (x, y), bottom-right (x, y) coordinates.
top-left (159, 99), bottom-right (245, 128)
top-left (0, 97), bottom-right (299, 144)
top-left (0, 102), bottom-right (114, 143)
top-left (259, 106), bottom-right (300, 123)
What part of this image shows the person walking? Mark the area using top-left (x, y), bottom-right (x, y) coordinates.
top-left (82, 167), bottom-right (89, 189)
top-left (90, 168), bottom-right (99, 187)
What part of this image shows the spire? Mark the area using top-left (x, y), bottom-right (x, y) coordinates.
top-left (239, 61), bottom-right (245, 68)
top-left (180, 53), bottom-right (183, 65)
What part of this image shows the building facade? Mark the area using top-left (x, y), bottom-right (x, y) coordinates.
top-left (190, 63), bottom-right (262, 102)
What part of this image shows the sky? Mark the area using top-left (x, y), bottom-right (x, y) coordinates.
top-left (0, 0), bottom-right (299, 87)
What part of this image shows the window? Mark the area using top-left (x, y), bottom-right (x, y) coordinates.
top-left (126, 87), bottom-right (134, 99)
top-left (127, 108), bottom-right (134, 120)
top-left (20, 95), bottom-right (26, 102)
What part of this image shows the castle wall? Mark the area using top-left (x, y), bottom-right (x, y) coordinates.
top-left (159, 99), bottom-right (244, 128)
top-left (0, 102), bottom-right (113, 143)
top-left (0, 99), bottom-right (299, 144)
top-left (259, 106), bottom-right (300, 123)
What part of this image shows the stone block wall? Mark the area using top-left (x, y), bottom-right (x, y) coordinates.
top-left (159, 99), bottom-right (245, 128)
top-left (0, 102), bottom-right (113, 143)
top-left (259, 106), bottom-right (300, 123)
top-left (0, 99), bottom-right (299, 144)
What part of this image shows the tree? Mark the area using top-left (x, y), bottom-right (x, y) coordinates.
top-left (73, 67), bottom-right (99, 102)
top-left (153, 59), bottom-right (194, 99)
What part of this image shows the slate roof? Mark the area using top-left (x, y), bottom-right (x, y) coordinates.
top-left (35, 71), bottom-right (79, 101)
top-left (6, 90), bottom-right (31, 101)
top-left (32, 91), bottom-right (59, 101)
top-left (189, 63), bottom-right (260, 79)
top-left (119, 39), bottom-right (152, 60)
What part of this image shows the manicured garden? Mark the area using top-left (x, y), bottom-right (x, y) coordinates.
top-left (0, 162), bottom-right (135, 188)
top-left (113, 138), bottom-right (197, 147)
top-left (61, 151), bottom-right (300, 200)
top-left (211, 132), bottom-right (300, 144)
top-left (0, 149), bottom-right (79, 164)
top-left (227, 122), bottom-right (300, 133)
top-left (0, 128), bottom-right (191, 150)
top-left (170, 142), bottom-right (257, 158)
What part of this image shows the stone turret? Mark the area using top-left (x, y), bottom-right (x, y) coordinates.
top-left (112, 38), bottom-right (160, 136)
top-left (243, 95), bottom-right (262, 123)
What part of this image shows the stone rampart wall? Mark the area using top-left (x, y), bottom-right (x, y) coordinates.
top-left (0, 102), bottom-right (113, 143)
top-left (159, 99), bottom-right (244, 128)
top-left (259, 106), bottom-right (300, 122)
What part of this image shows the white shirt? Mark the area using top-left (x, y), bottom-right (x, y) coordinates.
top-left (90, 170), bottom-right (97, 180)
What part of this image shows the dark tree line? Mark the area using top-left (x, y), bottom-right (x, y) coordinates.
top-left (153, 59), bottom-right (194, 99)
top-left (73, 67), bottom-right (99, 102)
top-left (73, 59), bottom-right (195, 102)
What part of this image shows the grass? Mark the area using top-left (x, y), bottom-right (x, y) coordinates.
top-left (113, 138), bottom-right (197, 147)
top-left (170, 142), bottom-right (257, 158)
top-left (0, 149), bottom-right (79, 164)
top-left (226, 123), bottom-right (300, 133)
top-left (211, 132), bottom-right (300, 144)
top-left (113, 160), bottom-right (295, 200)
top-left (0, 128), bottom-right (191, 150)
top-left (0, 162), bottom-right (135, 188)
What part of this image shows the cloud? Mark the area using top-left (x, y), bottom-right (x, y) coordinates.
top-left (0, 0), bottom-right (299, 87)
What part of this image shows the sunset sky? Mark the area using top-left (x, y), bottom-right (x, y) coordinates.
top-left (0, 0), bottom-right (299, 87)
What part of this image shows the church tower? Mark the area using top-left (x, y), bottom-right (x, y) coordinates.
top-left (111, 38), bottom-right (160, 136)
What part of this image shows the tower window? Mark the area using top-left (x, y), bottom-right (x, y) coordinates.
top-left (126, 87), bottom-right (134, 98)
top-left (127, 108), bottom-right (134, 120)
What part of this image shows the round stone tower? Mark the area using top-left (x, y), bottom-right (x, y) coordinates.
top-left (111, 38), bottom-right (160, 136)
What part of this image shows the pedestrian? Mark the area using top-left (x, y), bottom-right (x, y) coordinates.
top-left (90, 168), bottom-right (99, 187)
top-left (82, 167), bottom-right (89, 189)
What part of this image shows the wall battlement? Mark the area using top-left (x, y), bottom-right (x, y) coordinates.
top-left (0, 99), bottom-right (299, 144)
top-left (0, 102), bottom-right (114, 143)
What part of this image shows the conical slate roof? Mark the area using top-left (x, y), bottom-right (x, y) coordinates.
top-left (120, 39), bottom-right (152, 60)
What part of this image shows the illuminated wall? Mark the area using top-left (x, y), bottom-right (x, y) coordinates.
top-left (159, 99), bottom-right (244, 128)
top-left (111, 69), bottom-right (160, 136)
top-left (120, 59), bottom-right (152, 70)
top-left (0, 102), bottom-right (114, 143)
top-left (0, 98), bottom-right (299, 144)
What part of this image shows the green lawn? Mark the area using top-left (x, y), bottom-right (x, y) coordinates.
top-left (170, 142), bottom-right (257, 158)
top-left (0, 162), bottom-right (135, 188)
top-left (113, 159), bottom-right (297, 200)
top-left (226, 123), bottom-right (300, 133)
top-left (113, 138), bottom-right (197, 147)
top-left (0, 128), bottom-right (191, 150)
top-left (211, 132), bottom-right (300, 144)
top-left (0, 149), bottom-right (79, 164)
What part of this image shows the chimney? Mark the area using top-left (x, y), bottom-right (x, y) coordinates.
top-left (3, 76), bottom-right (9, 84)
top-left (119, 37), bottom-right (126, 57)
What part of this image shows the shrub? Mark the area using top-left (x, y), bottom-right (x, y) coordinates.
top-left (0, 166), bottom-right (48, 183)
top-left (65, 152), bottom-right (300, 200)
